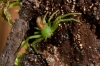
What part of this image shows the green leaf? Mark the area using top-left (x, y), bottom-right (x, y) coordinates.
top-left (14, 54), bottom-right (22, 66)
top-left (4, 2), bottom-right (13, 27)
top-left (9, 1), bottom-right (20, 8)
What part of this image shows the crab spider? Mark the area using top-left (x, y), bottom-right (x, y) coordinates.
top-left (19, 10), bottom-right (81, 54)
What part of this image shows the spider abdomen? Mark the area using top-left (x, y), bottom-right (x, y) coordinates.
top-left (41, 24), bottom-right (52, 39)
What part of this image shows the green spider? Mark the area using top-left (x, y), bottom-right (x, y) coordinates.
top-left (19, 10), bottom-right (81, 54)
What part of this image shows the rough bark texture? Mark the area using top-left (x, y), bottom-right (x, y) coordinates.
top-left (0, 0), bottom-right (100, 66)
top-left (0, 19), bottom-right (28, 66)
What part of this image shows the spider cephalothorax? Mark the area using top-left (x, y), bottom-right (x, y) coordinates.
top-left (36, 16), bottom-right (53, 39)
top-left (19, 10), bottom-right (81, 53)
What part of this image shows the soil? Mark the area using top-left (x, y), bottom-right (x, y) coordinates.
top-left (1, 0), bottom-right (100, 66)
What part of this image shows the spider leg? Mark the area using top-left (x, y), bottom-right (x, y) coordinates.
top-left (31, 37), bottom-right (44, 54)
top-left (48, 10), bottom-right (59, 27)
top-left (59, 18), bottom-right (81, 23)
top-left (34, 27), bottom-right (40, 30)
top-left (34, 32), bottom-right (40, 35)
top-left (52, 18), bottom-right (81, 32)
top-left (43, 12), bottom-right (48, 24)
top-left (52, 13), bottom-right (81, 31)
top-left (16, 35), bottom-right (41, 53)
top-left (23, 35), bottom-right (41, 46)
top-left (55, 13), bottom-right (81, 21)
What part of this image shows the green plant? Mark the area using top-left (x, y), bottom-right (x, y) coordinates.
top-left (0, 0), bottom-right (20, 27)
top-left (14, 54), bottom-right (22, 66)
top-left (14, 41), bottom-right (29, 66)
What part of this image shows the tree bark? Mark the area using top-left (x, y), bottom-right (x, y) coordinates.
top-left (0, 19), bottom-right (28, 66)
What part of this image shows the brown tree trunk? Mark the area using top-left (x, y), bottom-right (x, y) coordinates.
top-left (0, 19), bottom-right (28, 66)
